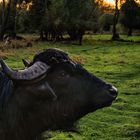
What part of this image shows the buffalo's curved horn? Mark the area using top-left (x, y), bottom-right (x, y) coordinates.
top-left (22, 59), bottom-right (30, 67)
top-left (0, 59), bottom-right (50, 81)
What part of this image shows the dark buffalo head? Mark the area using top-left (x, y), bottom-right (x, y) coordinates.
top-left (0, 48), bottom-right (117, 139)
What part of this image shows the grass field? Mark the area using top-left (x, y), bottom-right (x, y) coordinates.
top-left (0, 35), bottom-right (140, 140)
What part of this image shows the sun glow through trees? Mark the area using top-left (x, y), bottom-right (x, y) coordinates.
top-left (105, 0), bottom-right (115, 5)
top-left (104, 0), bottom-right (140, 6)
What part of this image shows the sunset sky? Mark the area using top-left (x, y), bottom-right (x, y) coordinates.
top-left (104, 0), bottom-right (140, 5)
top-left (105, 0), bottom-right (114, 4)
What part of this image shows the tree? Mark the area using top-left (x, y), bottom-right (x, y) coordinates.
top-left (29, 0), bottom-right (50, 40)
top-left (0, 0), bottom-right (29, 39)
top-left (40, 0), bottom-right (64, 41)
top-left (99, 13), bottom-right (114, 32)
top-left (16, 9), bottom-right (30, 33)
top-left (29, 0), bottom-right (98, 44)
top-left (8, 0), bottom-right (18, 37)
top-left (0, 0), bottom-right (12, 40)
top-left (63, 0), bottom-right (98, 45)
top-left (120, 0), bottom-right (140, 36)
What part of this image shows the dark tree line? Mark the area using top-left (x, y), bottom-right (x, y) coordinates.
top-left (120, 0), bottom-right (140, 36)
top-left (112, 0), bottom-right (140, 39)
top-left (0, 0), bottom-right (140, 42)
top-left (29, 0), bottom-right (99, 44)
top-left (0, 0), bottom-right (100, 44)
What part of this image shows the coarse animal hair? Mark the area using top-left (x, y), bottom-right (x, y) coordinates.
top-left (31, 48), bottom-right (71, 66)
top-left (0, 72), bottom-right (13, 110)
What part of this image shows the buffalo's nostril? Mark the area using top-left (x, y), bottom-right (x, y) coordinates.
top-left (108, 86), bottom-right (118, 97)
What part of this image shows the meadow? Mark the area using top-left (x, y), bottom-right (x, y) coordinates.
top-left (0, 35), bottom-right (140, 140)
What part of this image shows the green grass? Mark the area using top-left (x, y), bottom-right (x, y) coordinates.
top-left (0, 35), bottom-right (140, 140)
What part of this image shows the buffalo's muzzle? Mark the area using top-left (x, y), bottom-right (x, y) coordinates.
top-left (106, 84), bottom-right (118, 98)
top-left (109, 86), bottom-right (118, 98)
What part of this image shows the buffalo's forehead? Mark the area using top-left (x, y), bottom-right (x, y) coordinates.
top-left (33, 48), bottom-right (71, 65)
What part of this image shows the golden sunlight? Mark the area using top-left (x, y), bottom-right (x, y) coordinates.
top-left (104, 0), bottom-right (140, 6)
top-left (105, 0), bottom-right (115, 5)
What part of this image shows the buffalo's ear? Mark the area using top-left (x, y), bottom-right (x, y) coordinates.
top-left (27, 81), bottom-right (57, 101)
top-left (22, 59), bottom-right (30, 67)
top-left (43, 82), bottom-right (57, 101)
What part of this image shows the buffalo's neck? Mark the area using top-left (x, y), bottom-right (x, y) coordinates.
top-left (1, 94), bottom-right (95, 140)
top-left (2, 96), bottom-right (45, 140)
top-left (39, 99), bottom-right (91, 130)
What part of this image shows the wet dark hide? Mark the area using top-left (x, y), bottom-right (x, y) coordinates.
top-left (0, 72), bottom-right (13, 110)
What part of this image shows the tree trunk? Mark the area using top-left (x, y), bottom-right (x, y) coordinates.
top-left (0, 29), bottom-right (5, 40)
top-left (78, 29), bottom-right (85, 45)
top-left (39, 30), bottom-right (44, 40)
top-left (128, 28), bottom-right (132, 36)
top-left (13, 2), bottom-right (17, 37)
top-left (112, 0), bottom-right (120, 40)
top-left (67, 28), bottom-right (78, 40)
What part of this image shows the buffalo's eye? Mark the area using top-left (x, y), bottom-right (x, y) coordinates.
top-left (58, 71), bottom-right (70, 78)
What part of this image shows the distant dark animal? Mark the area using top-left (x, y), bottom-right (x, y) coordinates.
top-left (0, 48), bottom-right (118, 140)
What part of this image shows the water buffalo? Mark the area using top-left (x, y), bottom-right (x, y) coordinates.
top-left (0, 48), bottom-right (118, 140)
